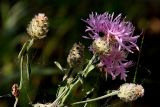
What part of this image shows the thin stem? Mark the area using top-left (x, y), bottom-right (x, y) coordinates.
top-left (133, 35), bottom-right (144, 83)
top-left (84, 102), bottom-right (88, 107)
top-left (61, 77), bottom-right (81, 104)
top-left (52, 86), bottom-right (69, 105)
top-left (27, 39), bottom-right (34, 51)
top-left (62, 68), bottom-right (73, 81)
top-left (72, 91), bottom-right (119, 105)
top-left (18, 41), bottom-right (27, 59)
top-left (60, 55), bottom-right (96, 104)
top-left (14, 97), bottom-right (18, 107)
top-left (83, 54), bottom-right (96, 77)
top-left (26, 39), bottom-right (34, 80)
top-left (19, 56), bottom-right (24, 89)
top-left (26, 54), bottom-right (30, 80)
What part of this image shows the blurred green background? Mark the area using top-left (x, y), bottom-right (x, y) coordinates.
top-left (0, 0), bottom-right (160, 107)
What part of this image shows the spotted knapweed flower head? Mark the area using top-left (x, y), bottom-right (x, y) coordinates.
top-left (84, 12), bottom-right (139, 53)
top-left (84, 12), bottom-right (140, 80)
top-left (118, 83), bottom-right (144, 102)
top-left (27, 13), bottom-right (48, 39)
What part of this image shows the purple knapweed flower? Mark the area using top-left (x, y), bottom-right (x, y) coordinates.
top-left (98, 48), bottom-right (132, 81)
top-left (84, 12), bottom-right (139, 53)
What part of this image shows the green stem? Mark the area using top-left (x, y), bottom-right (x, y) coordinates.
top-left (18, 41), bottom-right (28, 59)
top-left (61, 55), bottom-right (96, 103)
top-left (133, 35), bottom-right (144, 83)
top-left (52, 86), bottom-right (69, 105)
top-left (26, 54), bottom-right (30, 80)
top-left (14, 97), bottom-right (18, 107)
top-left (61, 77), bottom-right (81, 104)
top-left (72, 91), bottom-right (119, 105)
top-left (17, 39), bottom-right (34, 106)
top-left (27, 39), bottom-right (34, 51)
top-left (19, 56), bottom-right (24, 89)
top-left (54, 55), bottom-right (96, 105)
top-left (83, 54), bottom-right (96, 77)
top-left (25, 39), bottom-right (34, 85)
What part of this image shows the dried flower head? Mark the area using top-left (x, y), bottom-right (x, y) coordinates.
top-left (118, 83), bottom-right (144, 102)
top-left (11, 84), bottom-right (19, 97)
top-left (67, 43), bottom-right (85, 68)
top-left (27, 13), bottom-right (48, 39)
top-left (84, 12), bottom-right (139, 53)
top-left (92, 37), bottom-right (110, 55)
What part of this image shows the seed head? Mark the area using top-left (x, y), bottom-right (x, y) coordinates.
top-left (92, 37), bottom-right (109, 55)
top-left (67, 43), bottom-right (85, 68)
top-left (118, 83), bottom-right (144, 102)
top-left (27, 13), bottom-right (48, 39)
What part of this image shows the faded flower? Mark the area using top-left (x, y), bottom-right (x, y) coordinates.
top-left (27, 13), bottom-right (48, 39)
top-left (118, 83), bottom-right (144, 102)
top-left (67, 43), bottom-right (85, 68)
top-left (92, 37), bottom-right (110, 55)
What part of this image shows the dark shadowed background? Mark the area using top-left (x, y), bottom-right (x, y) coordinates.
top-left (0, 0), bottom-right (160, 107)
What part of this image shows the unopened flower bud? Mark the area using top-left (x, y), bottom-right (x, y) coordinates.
top-left (27, 13), bottom-right (48, 39)
top-left (92, 37), bottom-right (109, 55)
top-left (67, 43), bottom-right (84, 67)
top-left (118, 83), bottom-right (144, 102)
top-left (11, 84), bottom-right (19, 97)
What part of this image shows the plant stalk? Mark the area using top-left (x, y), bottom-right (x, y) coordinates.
top-left (72, 91), bottom-right (119, 105)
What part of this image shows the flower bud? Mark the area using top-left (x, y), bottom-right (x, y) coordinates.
top-left (118, 83), bottom-right (144, 102)
top-left (27, 13), bottom-right (48, 39)
top-left (67, 43), bottom-right (84, 67)
top-left (11, 84), bottom-right (19, 97)
top-left (92, 37), bottom-right (109, 55)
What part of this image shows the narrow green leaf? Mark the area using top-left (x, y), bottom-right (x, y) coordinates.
top-left (87, 65), bottom-right (95, 73)
top-left (27, 39), bottom-right (34, 51)
top-left (54, 61), bottom-right (64, 72)
top-left (18, 41), bottom-right (28, 59)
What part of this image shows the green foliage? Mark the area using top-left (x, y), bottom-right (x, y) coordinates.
top-left (0, 0), bottom-right (159, 107)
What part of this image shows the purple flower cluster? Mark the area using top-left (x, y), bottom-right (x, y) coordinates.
top-left (99, 48), bottom-right (132, 81)
top-left (84, 12), bottom-right (139, 80)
